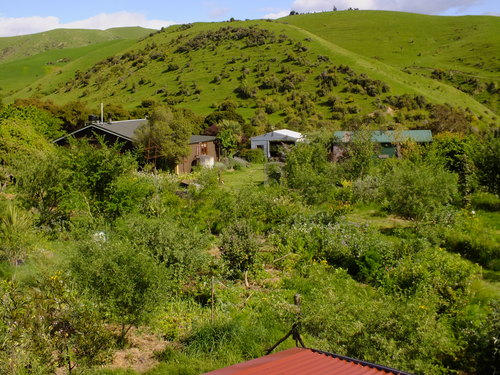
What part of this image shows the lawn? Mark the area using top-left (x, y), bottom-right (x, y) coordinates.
top-left (220, 164), bottom-right (266, 190)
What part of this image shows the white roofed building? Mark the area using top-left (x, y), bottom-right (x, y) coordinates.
top-left (250, 129), bottom-right (304, 158)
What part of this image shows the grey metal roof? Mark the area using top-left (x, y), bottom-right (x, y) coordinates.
top-left (334, 130), bottom-right (433, 143)
top-left (53, 119), bottom-right (216, 146)
top-left (97, 119), bottom-right (148, 140)
top-left (189, 135), bottom-right (216, 144)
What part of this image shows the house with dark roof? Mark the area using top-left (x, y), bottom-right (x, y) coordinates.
top-left (53, 119), bottom-right (217, 173)
top-left (202, 347), bottom-right (412, 375)
top-left (333, 130), bottom-right (433, 159)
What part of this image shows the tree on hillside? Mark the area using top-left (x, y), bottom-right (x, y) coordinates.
top-left (135, 105), bottom-right (192, 170)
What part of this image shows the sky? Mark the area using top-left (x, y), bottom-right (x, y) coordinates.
top-left (0, 0), bottom-right (498, 37)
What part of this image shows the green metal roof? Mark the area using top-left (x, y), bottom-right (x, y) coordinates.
top-left (334, 130), bottom-right (433, 143)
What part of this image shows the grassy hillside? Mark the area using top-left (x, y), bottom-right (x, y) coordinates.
top-left (283, 11), bottom-right (500, 113)
top-left (1, 12), bottom-right (498, 130)
top-left (0, 39), bottom-right (142, 98)
top-left (0, 27), bottom-right (153, 63)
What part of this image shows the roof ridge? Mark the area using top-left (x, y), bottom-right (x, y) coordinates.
top-left (310, 348), bottom-right (413, 375)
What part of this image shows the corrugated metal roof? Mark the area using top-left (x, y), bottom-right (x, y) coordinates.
top-left (98, 119), bottom-right (148, 140)
top-left (334, 130), bottom-right (432, 143)
top-left (202, 348), bottom-right (412, 375)
top-left (53, 119), bottom-right (214, 145)
top-left (251, 129), bottom-right (304, 142)
top-left (190, 135), bottom-right (216, 144)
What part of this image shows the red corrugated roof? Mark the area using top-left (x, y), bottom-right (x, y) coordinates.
top-left (202, 348), bottom-right (411, 375)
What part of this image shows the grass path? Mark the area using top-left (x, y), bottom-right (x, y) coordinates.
top-left (220, 164), bottom-right (266, 191)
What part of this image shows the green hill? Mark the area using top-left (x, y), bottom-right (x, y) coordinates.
top-left (1, 12), bottom-right (498, 130)
top-left (0, 27), bottom-right (153, 63)
top-left (282, 11), bottom-right (500, 114)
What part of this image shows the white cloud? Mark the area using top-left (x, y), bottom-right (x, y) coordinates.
top-left (0, 12), bottom-right (176, 37)
top-left (263, 10), bottom-right (291, 19)
top-left (291, 0), bottom-right (483, 15)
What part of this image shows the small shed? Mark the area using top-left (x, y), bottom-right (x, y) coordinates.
top-left (250, 129), bottom-right (304, 158)
top-left (202, 347), bottom-right (412, 375)
top-left (334, 130), bottom-right (433, 158)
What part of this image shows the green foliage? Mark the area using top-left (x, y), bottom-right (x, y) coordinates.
top-left (471, 191), bottom-right (500, 211)
top-left (443, 214), bottom-right (500, 270)
top-left (0, 276), bottom-right (112, 374)
top-left (135, 105), bottom-right (192, 169)
top-left (239, 148), bottom-right (266, 164)
top-left (0, 204), bottom-right (36, 265)
top-left (14, 139), bottom-right (137, 225)
top-left (470, 134), bottom-right (500, 195)
top-left (0, 118), bottom-right (55, 165)
top-left (114, 215), bottom-right (211, 284)
top-left (288, 265), bottom-right (466, 374)
top-left (0, 104), bottom-right (63, 139)
top-left (216, 120), bottom-right (241, 157)
top-left (69, 239), bottom-right (165, 344)
top-left (283, 142), bottom-right (337, 204)
top-left (382, 248), bottom-right (479, 312)
top-left (270, 222), bottom-right (397, 281)
top-left (430, 132), bottom-right (476, 203)
top-left (338, 130), bottom-right (377, 179)
top-left (379, 159), bottom-right (459, 220)
top-left (220, 221), bottom-right (259, 282)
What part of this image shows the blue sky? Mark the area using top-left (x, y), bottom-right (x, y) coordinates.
top-left (1, 0), bottom-right (498, 36)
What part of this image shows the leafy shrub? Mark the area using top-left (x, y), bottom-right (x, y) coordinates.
top-left (264, 162), bottom-right (283, 185)
top-left (470, 135), bottom-right (499, 195)
top-left (379, 159), bottom-right (459, 220)
top-left (270, 222), bottom-right (397, 282)
top-left (0, 276), bottom-right (112, 373)
top-left (287, 265), bottom-right (464, 375)
top-left (114, 215), bottom-right (211, 284)
top-left (382, 247), bottom-right (479, 313)
top-left (220, 220), bottom-right (259, 284)
top-left (239, 148), bottom-right (266, 164)
top-left (70, 239), bottom-right (166, 344)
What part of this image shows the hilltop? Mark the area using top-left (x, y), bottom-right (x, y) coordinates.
top-left (0, 11), bottom-right (498, 131)
top-left (0, 27), bottom-right (154, 63)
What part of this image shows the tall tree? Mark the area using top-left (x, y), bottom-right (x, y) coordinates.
top-left (135, 105), bottom-right (192, 170)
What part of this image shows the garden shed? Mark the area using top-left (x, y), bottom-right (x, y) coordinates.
top-left (202, 347), bottom-right (411, 375)
top-left (334, 130), bottom-right (433, 158)
top-left (250, 129), bottom-right (304, 158)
